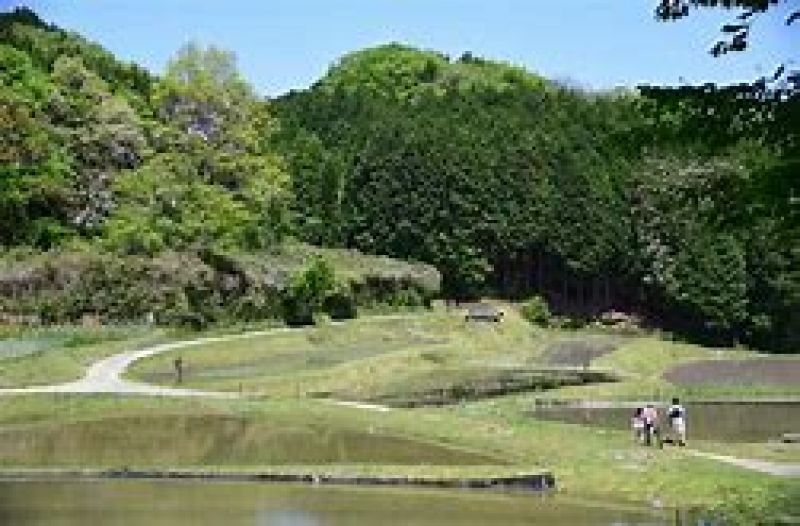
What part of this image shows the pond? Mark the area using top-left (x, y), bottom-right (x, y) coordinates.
top-left (0, 414), bottom-right (499, 466)
top-left (0, 480), bottom-right (676, 525)
top-left (530, 401), bottom-right (800, 442)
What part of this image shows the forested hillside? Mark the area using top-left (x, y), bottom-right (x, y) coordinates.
top-left (0, 8), bottom-right (437, 327)
top-left (1, 8), bottom-right (797, 350)
top-left (272, 45), bottom-right (799, 351)
top-left (1, 7), bottom-right (290, 250)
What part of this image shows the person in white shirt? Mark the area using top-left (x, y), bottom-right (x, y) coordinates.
top-left (667, 397), bottom-right (687, 446)
top-left (631, 407), bottom-right (645, 443)
top-left (642, 404), bottom-right (661, 447)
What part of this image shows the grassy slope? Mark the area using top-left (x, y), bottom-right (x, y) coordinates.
top-left (447, 398), bottom-right (791, 507)
top-left (128, 309), bottom-right (800, 400)
top-left (126, 309), bottom-right (568, 397)
top-left (692, 440), bottom-right (800, 464)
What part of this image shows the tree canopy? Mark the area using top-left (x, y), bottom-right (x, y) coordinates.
top-left (655, 0), bottom-right (799, 91)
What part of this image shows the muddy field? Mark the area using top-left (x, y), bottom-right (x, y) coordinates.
top-left (541, 337), bottom-right (620, 367)
top-left (665, 359), bottom-right (800, 386)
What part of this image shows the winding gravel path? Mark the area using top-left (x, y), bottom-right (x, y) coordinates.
top-left (0, 314), bottom-right (414, 398)
top-left (0, 329), bottom-right (294, 398)
top-left (685, 449), bottom-right (800, 478)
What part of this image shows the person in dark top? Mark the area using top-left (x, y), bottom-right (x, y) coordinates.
top-left (667, 397), bottom-right (687, 446)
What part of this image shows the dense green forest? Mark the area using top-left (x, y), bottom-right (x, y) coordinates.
top-left (272, 45), bottom-right (798, 351)
top-left (0, 8), bottom-right (437, 327)
top-left (0, 8), bottom-right (797, 350)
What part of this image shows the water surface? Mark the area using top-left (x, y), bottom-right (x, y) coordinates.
top-left (530, 402), bottom-right (800, 442)
top-left (0, 480), bottom-right (673, 525)
top-left (0, 414), bottom-right (497, 466)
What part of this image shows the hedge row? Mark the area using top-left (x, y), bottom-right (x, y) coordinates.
top-left (0, 246), bottom-right (441, 327)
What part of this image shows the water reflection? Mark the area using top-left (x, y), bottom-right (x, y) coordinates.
top-left (0, 480), bottom-right (673, 525)
top-left (257, 510), bottom-right (322, 526)
top-left (531, 402), bottom-right (800, 442)
top-left (0, 414), bottom-right (498, 466)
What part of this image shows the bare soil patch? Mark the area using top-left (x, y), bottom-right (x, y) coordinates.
top-left (541, 337), bottom-right (619, 367)
top-left (665, 359), bottom-right (800, 386)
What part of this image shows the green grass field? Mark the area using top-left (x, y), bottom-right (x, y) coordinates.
top-left (1, 308), bottom-right (799, 519)
top-left (6, 306), bottom-right (797, 402)
top-left (547, 336), bottom-right (800, 400)
top-left (126, 308), bottom-right (800, 401)
top-left (127, 310), bottom-right (565, 398)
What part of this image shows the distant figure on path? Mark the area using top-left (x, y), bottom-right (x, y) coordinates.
top-left (631, 407), bottom-right (645, 443)
top-left (174, 357), bottom-right (184, 384)
top-left (667, 397), bottom-right (687, 446)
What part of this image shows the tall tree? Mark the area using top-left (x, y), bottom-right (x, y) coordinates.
top-left (0, 44), bottom-right (73, 247)
top-left (104, 43), bottom-right (292, 253)
top-left (49, 55), bottom-right (145, 230)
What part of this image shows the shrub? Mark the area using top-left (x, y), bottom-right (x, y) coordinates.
top-left (323, 286), bottom-right (357, 320)
top-left (282, 257), bottom-right (337, 326)
top-left (389, 287), bottom-right (424, 308)
top-left (520, 295), bottom-right (551, 326)
top-left (0, 247), bottom-right (438, 327)
top-left (708, 484), bottom-right (800, 526)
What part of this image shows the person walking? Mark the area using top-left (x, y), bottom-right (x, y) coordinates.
top-left (631, 407), bottom-right (645, 444)
top-left (667, 397), bottom-right (687, 446)
top-left (174, 357), bottom-right (184, 384)
top-left (642, 404), bottom-right (662, 448)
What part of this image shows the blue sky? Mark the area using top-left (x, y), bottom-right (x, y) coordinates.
top-left (3, 0), bottom-right (797, 96)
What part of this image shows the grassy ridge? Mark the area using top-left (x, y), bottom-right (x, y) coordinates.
top-left (127, 309), bottom-right (563, 398)
top-left (0, 244), bottom-right (440, 326)
top-left (128, 309), bottom-right (800, 400)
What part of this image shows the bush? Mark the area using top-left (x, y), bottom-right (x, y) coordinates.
top-left (282, 257), bottom-right (337, 325)
top-left (0, 247), bottom-right (438, 327)
top-left (708, 484), bottom-right (800, 526)
top-left (389, 287), bottom-right (424, 308)
top-left (323, 286), bottom-right (357, 320)
top-left (551, 316), bottom-right (589, 330)
top-left (281, 294), bottom-right (315, 326)
top-left (520, 295), bottom-right (551, 326)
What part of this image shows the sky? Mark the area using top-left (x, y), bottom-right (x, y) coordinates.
top-left (2, 0), bottom-right (797, 96)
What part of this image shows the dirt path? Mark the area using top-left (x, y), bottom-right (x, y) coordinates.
top-left (328, 400), bottom-right (393, 412)
top-left (684, 449), bottom-right (800, 478)
top-left (0, 315), bottom-right (415, 398)
top-left (0, 328), bottom-right (294, 397)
